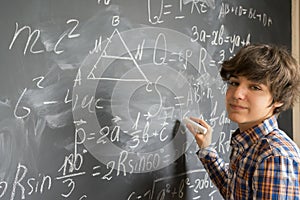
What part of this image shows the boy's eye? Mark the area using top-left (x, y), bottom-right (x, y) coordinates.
top-left (227, 80), bottom-right (238, 86)
top-left (251, 85), bottom-right (262, 91)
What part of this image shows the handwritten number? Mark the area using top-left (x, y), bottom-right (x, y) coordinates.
top-left (14, 88), bottom-right (31, 119)
top-left (61, 178), bottom-right (75, 198)
top-left (97, 126), bottom-right (110, 144)
top-left (67, 19), bottom-right (80, 38)
top-left (191, 25), bottom-right (199, 42)
top-left (32, 76), bottom-right (45, 88)
top-left (102, 161), bottom-right (114, 180)
top-left (218, 50), bottom-right (225, 64)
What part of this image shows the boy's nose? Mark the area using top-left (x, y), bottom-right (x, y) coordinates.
top-left (232, 86), bottom-right (247, 100)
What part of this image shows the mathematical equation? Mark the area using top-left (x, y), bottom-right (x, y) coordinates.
top-left (0, 160), bottom-right (232, 199)
top-left (0, 0), bottom-right (281, 199)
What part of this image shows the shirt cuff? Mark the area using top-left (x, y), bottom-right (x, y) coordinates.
top-left (196, 144), bottom-right (217, 159)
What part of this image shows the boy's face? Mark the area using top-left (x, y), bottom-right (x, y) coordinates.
top-left (225, 75), bottom-right (283, 132)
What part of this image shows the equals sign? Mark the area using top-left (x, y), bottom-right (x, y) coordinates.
top-left (92, 166), bottom-right (101, 177)
top-left (209, 60), bottom-right (216, 67)
top-left (224, 36), bottom-right (230, 43)
top-left (174, 96), bottom-right (184, 106)
top-left (162, 154), bottom-right (170, 163)
top-left (164, 4), bottom-right (172, 15)
top-left (87, 132), bottom-right (96, 140)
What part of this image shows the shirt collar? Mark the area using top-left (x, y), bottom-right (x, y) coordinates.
top-left (230, 115), bottom-right (279, 150)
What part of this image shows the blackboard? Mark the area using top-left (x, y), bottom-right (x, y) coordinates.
top-left (0, 0), bottom-right (292, 199)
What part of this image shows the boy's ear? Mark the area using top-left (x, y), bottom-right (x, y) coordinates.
top-left (274, 101), bottom-right (284, 108)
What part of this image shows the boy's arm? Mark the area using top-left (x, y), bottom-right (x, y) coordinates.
top-left (198, 146), bottom-right (229, 198)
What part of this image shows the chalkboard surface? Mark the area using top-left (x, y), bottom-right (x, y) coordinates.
top-left (0, 0), bottom-right (292, 199)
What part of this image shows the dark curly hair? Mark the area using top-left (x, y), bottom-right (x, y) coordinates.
top-left (220, 44), bottom-right (300, 114)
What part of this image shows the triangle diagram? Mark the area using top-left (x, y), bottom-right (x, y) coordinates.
top-left (87, 29), bottom-right (149, 83)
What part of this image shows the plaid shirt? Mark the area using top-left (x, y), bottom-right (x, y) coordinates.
top-left (198, 115), bottom-right (300, 199)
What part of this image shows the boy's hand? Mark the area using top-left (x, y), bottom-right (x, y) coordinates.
top-left (185, 117), bottom-right (213, 149)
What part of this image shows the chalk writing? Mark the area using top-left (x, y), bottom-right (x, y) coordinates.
top-left (219, 3), bottom-right (273, 27)
top-left (0, 0), bottom-right (287, 199)
top-left (9, 19), bottom-right (80, 55)
top-left (0, 163), bottom-right (52, 200)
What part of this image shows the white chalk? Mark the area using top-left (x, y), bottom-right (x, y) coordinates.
top-left (183, 117), bottom-right (207, 134)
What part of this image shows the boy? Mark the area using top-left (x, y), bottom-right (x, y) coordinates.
top-left (186, 44), bottom-right (300, 199)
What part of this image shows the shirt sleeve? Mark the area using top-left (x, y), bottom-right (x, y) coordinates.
top-left (197, 146), bottom-right (229, 198)
top-left (252, 155), bottom-right (300, 199)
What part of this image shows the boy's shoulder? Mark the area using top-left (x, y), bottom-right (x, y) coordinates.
top-left (256, 129), bottom-right (300, 161)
